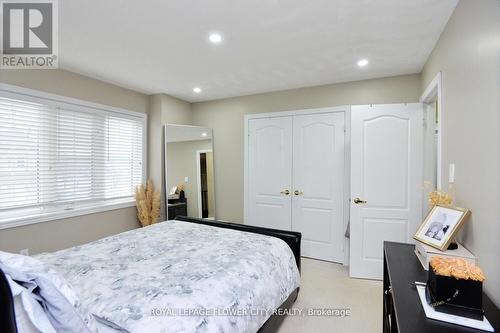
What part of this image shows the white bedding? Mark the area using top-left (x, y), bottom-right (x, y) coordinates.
top-left (35, 220), bottom-right (300, 333)
top-left (95, 321), bottom-right (122, 333)
top-left (0, 251), bottom-right (99, 333)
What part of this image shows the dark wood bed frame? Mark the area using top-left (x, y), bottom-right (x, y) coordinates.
top-left (0, 216), bottom-right (301, 333)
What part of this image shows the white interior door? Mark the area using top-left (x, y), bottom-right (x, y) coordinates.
top-left (292, 112), bottom-right (345, 262)
top-left (350, 104), bottom-right (422, 279)
top-left (246, 117), bottom-right (292, 230)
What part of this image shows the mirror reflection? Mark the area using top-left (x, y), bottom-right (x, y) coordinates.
top-left (164, 124), bottom-right (215, 220)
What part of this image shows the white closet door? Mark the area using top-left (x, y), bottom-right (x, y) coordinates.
top-left (292, 112), bottom-right (345, 262)
top-left (247, 117), bottom-right (292, 230)
top-left (350, 104), bottom-right (423, 279)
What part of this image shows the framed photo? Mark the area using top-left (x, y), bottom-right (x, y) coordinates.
top-left (414, 205), bottom-right (471, 251)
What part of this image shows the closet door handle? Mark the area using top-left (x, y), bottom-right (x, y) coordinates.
top-left (353, 198), bottom-right (367, 204)
top-left (280, 190), bottom-right (290, 195)
top-left (294, 190), bottom-right (303, 196)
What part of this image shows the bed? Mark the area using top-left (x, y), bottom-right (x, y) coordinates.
top-left (0, 217), bottom-right (301, 333)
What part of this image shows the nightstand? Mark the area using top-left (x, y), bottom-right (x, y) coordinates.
top-left (383, 241), bottom-right (499, 333)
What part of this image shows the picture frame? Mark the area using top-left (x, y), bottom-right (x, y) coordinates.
top-left (414, 205), bottom-right (471, 251)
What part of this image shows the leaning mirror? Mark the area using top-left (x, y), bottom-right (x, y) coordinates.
top-left (164, 124), bottom-right (216, 220)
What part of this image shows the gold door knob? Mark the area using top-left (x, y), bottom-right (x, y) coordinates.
top-left (353, 198), bottom-right (367, 204)
top-left (294, 190), bottom-right (303, 195)
top-left (280, 189), bottom-right (290, 195)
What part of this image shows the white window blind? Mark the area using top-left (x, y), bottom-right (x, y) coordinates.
top-left (0, 94), bottom-right (144, 214)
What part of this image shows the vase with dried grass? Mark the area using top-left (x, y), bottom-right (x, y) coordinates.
top-left (135, 178), bottom-right (161, 227)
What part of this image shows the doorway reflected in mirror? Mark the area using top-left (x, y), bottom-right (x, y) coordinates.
top-left (197, 150), bottom-right (215, 218)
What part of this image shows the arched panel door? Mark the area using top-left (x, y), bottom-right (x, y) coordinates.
top-left (350, 104), bottom-right (423, 279)
top-left (292, 112), bottom-right (346, 263)
top-left (246, 117), bottom-right (293, 230)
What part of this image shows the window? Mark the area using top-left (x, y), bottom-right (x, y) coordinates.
top-left (0, 85), bottom-right (146, 227)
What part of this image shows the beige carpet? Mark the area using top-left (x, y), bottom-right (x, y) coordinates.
top-left (278, 258), bottom-right (382, 333)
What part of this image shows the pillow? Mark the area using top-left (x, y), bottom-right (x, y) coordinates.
top-left (6, 274), bottom-right (56, 333)
top-left (0, 251), bottom-right (99, 333)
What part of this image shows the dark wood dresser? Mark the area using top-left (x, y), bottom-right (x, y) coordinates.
top-left (167, 197), bottom-right (187, 220)
top-left (383, 241), bottom-right (499, 333)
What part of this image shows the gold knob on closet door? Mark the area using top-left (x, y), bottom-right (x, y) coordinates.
top-left (353, 198), bottom-right (367, 204)
top-left (280, 190), bottom-right (290, 195)
top-left (294, 190), bottom-right (303, 196)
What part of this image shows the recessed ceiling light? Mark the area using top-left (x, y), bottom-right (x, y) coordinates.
top-left (357, 59), bottom-right (369, 67)
top-left (209, 33), bottom-right (223, 44)
top-left (201, 132), bottom-right (208, 137)
top-left (193, 87), bottom-right (202, 93)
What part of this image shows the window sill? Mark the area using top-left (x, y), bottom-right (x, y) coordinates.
top-left (0, 199), bottom-right (137, 230)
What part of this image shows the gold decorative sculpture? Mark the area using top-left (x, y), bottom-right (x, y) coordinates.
top-left (426, 182), bottom-right (455, 208)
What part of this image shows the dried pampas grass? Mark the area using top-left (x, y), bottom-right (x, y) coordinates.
top-left (135, 178), bottom-right (161, 227)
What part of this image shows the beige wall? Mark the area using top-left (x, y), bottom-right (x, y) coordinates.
top-left (191, 74), bottom-right (421, 222)
top-left (0, 208), bottom-right (138, 254)
top-left (0, 69), bottom-right (149, 113)
top-left (166, 140), bottom-right (213, 218)
top-left (0, 69), bottom-right (148, 254)
top-left (421, 0), bottom-right (500, 306)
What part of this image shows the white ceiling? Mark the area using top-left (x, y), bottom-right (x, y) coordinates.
top-left (59, 0), bottom-right (458, 102)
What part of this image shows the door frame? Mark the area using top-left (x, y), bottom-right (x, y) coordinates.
top-left (244, 106), bottom-right (351, 265)
top-left (420, 71), bottom-right (443, 189)
top-left (196, 149), bottom-right (213, 219)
